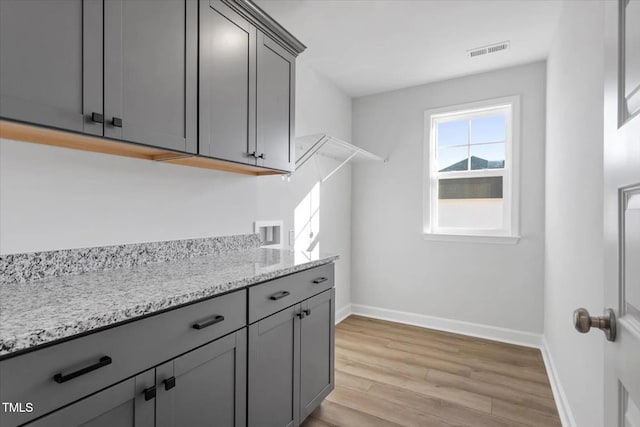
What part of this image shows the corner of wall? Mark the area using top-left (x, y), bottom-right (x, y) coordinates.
top-left (540, 337), bottom-right (578, 427)
top-left (542, 1), bottom-right (605, 426)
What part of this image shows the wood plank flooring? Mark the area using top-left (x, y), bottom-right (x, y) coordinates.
top-left (302, 315), bottom-right (561, 427)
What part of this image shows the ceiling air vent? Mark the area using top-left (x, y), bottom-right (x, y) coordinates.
top-left (468, 41), bottom-right (510, 58)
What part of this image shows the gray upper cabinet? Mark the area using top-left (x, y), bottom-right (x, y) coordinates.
top-left (0, 0), bottom-right (304, 174)
top-left (104, 0), bottom-right (197, 152)
top-left (25, 369), bottom-right (155, 427)
top-left (0, 0), bottom-right (103, 136)
top-left (199, 0), bottom-right (257, 165)
top-left (256, 32), bottom-right (296, 172)
top-left (200, 1), bottom-right (303, 171)
top-left (156, 329), bottom-right (247, 427)
top-left (248, 305), bottom-right (300, 427)
top-left (300, 289), bottom-right (335, 422)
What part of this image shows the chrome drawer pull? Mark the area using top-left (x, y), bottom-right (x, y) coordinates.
top-left (53, 356), bottom-right (112, 384)
top-left (269, 290), bottom-right (290, 301)
top-left (192, 314), bottom-right (225, 330)
top-left (312, 277), bottom-right (329, 284)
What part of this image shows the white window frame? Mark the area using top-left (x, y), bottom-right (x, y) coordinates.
top-left (423, 96), bottom-right (521, 244)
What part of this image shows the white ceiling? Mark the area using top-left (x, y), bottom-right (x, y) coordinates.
top-left (255, 0), bottom-right (564, 97)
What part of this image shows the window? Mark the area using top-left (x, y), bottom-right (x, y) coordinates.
top-left (424, 96), bottom-right (520, 242)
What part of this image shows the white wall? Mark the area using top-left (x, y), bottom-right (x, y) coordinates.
top-left (0, 59), bottom-right (353, 315)
top-left (544, 2), bottom-right (605, 426)
top-left (351, 61), bottom-right (546, 335)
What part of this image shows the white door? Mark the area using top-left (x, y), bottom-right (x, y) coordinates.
top-left (603, 0), bottom-right (640, 426)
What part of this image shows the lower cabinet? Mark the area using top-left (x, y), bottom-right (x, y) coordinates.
top-left (299, 291), bottom-right (335, 422)
top-left (248, 288), bottom-right (335, 427)
top-left (25, 370), bottom-right (155, 427)
top-left (156, 329), bottom-right (247, 427)
top-left (1, 265), bottom-right (335, 427)
top-left (24, 329), bottom-right (246, 427)
top-left (248, 305), bottom-right (300, 427)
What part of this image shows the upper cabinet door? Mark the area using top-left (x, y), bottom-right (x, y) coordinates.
top-left (256, 32), bottom-right (296, 172)
top-left (199, 0), bottom-right (257, 165)
top-left (104, 0), bottom-right (197, 153)
top-left (0, 0), bottom-right (103, 136)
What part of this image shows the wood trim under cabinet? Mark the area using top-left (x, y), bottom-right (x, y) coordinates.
top-left (0, 120), bottom-right (285, 176)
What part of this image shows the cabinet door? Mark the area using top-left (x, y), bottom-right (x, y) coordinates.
top-left (156, 329), bottom-right (247, 427)
top-left (104, 0), bottom-right (197, 152)
top-left (25, 370), bottom-right (154, 427)
top-left (299, 289), bottom-right (335, 422)
top-left (256, 32), bottom-right (296, 172)
top-left (248, 305), bottom-right (300, 427)
top-left (199, 0), bottom-right (256, 164)
top-left (0, 0), bottom-right (102, 136)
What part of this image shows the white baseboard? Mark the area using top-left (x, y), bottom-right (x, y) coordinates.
top-left (335, 304), bottom-right (352, 325)
top-left (350, 303), bottom-right (542, 348)
top-left (540, 337), bottom-right (577, 427)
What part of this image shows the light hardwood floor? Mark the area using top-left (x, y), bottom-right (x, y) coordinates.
top-left (302, 315), bottom-right (561, 427)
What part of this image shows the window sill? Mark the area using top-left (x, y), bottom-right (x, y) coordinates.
top-left (422, 233), bottom-right (521, 245)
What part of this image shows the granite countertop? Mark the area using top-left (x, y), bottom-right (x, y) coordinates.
top-left (0, 248), bottom-right (337, 358)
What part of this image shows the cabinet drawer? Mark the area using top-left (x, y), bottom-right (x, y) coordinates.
top-left (248, 263), bottom-right (334, 323)
top-left (0, 289), bottom-right (245, 427)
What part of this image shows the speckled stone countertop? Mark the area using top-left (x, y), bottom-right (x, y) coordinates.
top-left (0, 248), bottom-right (337, 358)
top-left (0, 234), bottom-right (263, 284)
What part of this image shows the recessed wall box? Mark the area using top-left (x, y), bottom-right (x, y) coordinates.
top-left (254, 220), bottom-right (284, 248)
